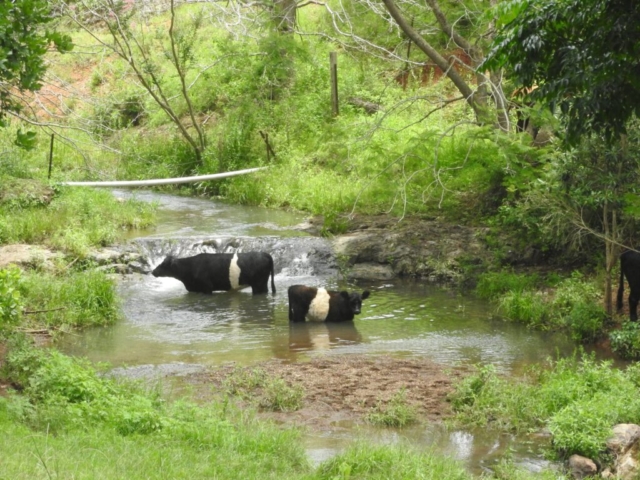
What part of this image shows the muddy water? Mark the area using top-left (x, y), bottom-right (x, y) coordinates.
top-left (58, 190), bottom-right (585, 475)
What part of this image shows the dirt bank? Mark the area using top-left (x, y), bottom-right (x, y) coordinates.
top-left (187, 354), bottom-right (469, 429)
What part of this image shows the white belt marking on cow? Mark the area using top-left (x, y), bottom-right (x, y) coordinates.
top-left (229, 253), bottom-right (242, 289)
top-left (307, 288), bottom-right (330, 321)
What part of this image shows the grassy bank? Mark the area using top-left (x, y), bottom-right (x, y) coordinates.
top-left (449, 352), bottom-right (640, 461)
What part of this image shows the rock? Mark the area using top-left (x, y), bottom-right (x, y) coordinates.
top-left (607, 424), bottom-right (640, 455)
top-left (605, 424), bottom-right (640, 480)
top-left (128, 261), bottom-right (149, 274)
top-left (346, 262), bottom-right (395, 281)
top-left (567, 454), bottom-right (597, 479)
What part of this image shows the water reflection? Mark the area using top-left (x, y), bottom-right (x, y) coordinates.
top-left (288, 321), bottom-right (363, 356)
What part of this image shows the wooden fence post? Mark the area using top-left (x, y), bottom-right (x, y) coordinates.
top-left (330, 51), bottom-right (339, 116)
top-left (47, 134), bottom-right (54, 180)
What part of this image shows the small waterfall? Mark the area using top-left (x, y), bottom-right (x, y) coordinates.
top-left (131, 235), bottom-right (339, 279)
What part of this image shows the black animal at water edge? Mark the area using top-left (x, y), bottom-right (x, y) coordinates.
top-left (288, 285), bottom-right (370, 322)
top-left (151, 252), bottom-right (276, 295)
top-left (617, 250), bottom-right (640, 321)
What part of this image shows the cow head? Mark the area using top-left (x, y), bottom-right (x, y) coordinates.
top-left (341, 290), bottom-right (370, 315)
top-left (151, 256), bottom-right (175, 277)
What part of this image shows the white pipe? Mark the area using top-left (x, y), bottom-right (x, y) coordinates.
top-left (58, 167), bottom-right (267, 188)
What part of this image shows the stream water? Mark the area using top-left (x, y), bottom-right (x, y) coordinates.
top-left (57, 189), bottom-right (599, 475)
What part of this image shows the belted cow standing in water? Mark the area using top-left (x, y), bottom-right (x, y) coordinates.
top-left (288, 285), bottom-right (370, 322)
top-left (152, 252), bottom-right (276, 295)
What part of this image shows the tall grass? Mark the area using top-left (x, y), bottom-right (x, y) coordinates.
top-left (20, 269), bottom-right (120, 330)
top-left (0, 183), bottom-right (156, 256)
top-left (477, 270), bottom-right (606, 342)
top-left (449, 353), bottom-right (640, 460)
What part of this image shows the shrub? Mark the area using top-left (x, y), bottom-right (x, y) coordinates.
top-left (0, 268), bottom-right (23, 335)
top-left (450, 352), bottom-right (640, 461)
top-left (610, 322), bottom-right (640, 359)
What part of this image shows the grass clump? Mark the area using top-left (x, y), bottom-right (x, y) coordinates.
top-left (478, 270), bottom-right (606, 342)
top-left (609, 321), bottom-right (640, 359)
top-left (366, 389), bottom-right (418, 427)
top-left (314, 443), bottom-right (471, 480)
top-left (223, 366), bottom-right (304, 412)
top-left (449, 352), bottom-right (640, 460)
top-left (0, 182), bottom-right (156, 256)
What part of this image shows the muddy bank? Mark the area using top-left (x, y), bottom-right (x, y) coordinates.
top-left (187, 354), bottom-right (469, 429)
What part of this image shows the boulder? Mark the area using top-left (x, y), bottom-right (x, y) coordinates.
top-left (567, 454), bottom-right (597, 479)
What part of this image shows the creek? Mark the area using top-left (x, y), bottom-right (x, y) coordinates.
top-left (57, 189), bottom-right (600, 475)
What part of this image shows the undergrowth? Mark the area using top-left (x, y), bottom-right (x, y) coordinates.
top-left (449, 352), bottom-right (640, 461)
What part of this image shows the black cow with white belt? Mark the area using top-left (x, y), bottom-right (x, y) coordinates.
top-left (618, 250), bottom-right (640, 321)
top-left (152, 252), bottom-right (275, 294)
top-left (288, 285), bottom-right (370, 322)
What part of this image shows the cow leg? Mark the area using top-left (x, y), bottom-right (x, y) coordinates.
top-left (251, 284), bottom-right (269, 295)
top-left (630, 295), bottom-right (639, 322)
top-left (289, 306), bottom-right (305, 323)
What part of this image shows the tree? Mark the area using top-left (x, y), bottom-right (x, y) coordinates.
top-left (60, 0), bottom-right (207, 166)
top-left (484, 0), bottom-right (640, 315)
top-left (484, 0), bottom-right (640, 145)
top-left (0, 0), bottom-right (72, 147)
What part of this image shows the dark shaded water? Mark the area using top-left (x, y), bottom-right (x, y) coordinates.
top-left (57, 189), bottom-right (591, 475)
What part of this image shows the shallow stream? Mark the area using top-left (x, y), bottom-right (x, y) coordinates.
top-left (58, 189), bottom-right (602, 475)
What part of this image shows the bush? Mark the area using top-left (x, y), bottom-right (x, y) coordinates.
top-left (487, 271), bottom-right (606, 342)
top-left (0, 268), bottom-right (23, 336)
top-left (610, 322), bottom-right (640, 359)
top-left (450, 352), bottom-right (640, 461)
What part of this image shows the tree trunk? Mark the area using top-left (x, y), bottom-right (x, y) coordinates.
top-left (274, 0), bottom-right (297, 33)
top-left (380, 0), bottom-right (487, 123)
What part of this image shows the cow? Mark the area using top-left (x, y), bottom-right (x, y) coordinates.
top-left (287, 285), bottom-right (370, 322)
top-left (617, 250), bottom-right (640, 321)
top-left (151, 252), bottom-right (275, 295)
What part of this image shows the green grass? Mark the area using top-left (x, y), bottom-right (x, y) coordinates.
top-left (366, 389), bottom-right (418, 427)
top-left (449, 353), bottom-right (640, 460)
top-left (0, 181), bottom-right (156, 256)
top-left (223, 366), bottom-right (304, 412)
top-left (477, 270), bottom-right (606, 342)
top-left (20, 269), bottom-right (120, 330)
top-left (314, 443), bottom-right (472, 480)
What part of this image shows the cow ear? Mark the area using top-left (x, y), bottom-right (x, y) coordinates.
top-left (361, 290), bottom-right (370, 300)
top-left (340, 291), bottom-right (350, 300)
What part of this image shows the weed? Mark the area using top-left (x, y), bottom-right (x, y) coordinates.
top-left (610, 321), bottom-right (640, 359)
top-left (223, 366), bottom-right (304, 412)
top-left (366, 388), bottom-right (418, 427)
top-left (449, 352), bottom-right (640, 461)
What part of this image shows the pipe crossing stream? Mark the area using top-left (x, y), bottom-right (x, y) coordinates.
top-left (57, 189), bottom-right (589, 475)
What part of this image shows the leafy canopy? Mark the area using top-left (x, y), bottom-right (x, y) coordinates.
top-left (484, 0), bottom-right (640, 144)
top-left (0, 0), bottom-right (73, 131)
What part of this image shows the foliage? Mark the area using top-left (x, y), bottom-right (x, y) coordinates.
top-left (223, 366), bottom-right (304, 412)
top-left (0, 0), bottom-right (72, 135)
top-left (485, 0), bottom-right (640, 144)
top-left (0, 268), bottom-right (23, 335)
top-left (314, 443), bottom-right (471, 480)
top-left (449, 352), bottom-right (640, 460)
top-left (0, 342), bottom-right (309, 479)
top-left (496, 272), bottom-right (606, 341)
top-left (20, 269), bottom-right (120, 330)
top-left (366, 389), bottom-right (418, 427)
top-left (0, 184), bottom-right (156, 255)
top-left (610, 322), bottom-right (640, 360)
top-left (475, 271), bottom-right (542, 300)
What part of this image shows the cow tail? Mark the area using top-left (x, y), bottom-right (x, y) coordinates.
top-left (617, 256), bottom-right (625, 312)
top-left (270, 256), bottom-right (276, 294)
